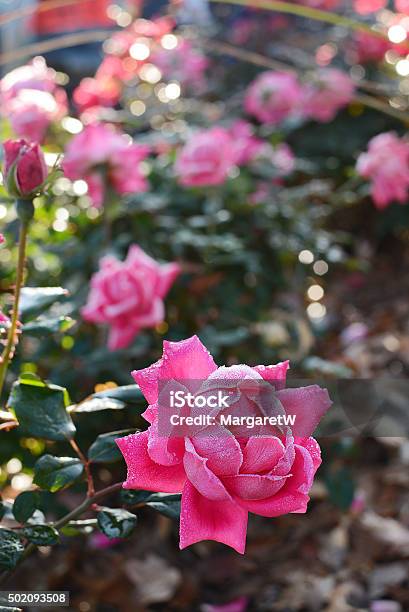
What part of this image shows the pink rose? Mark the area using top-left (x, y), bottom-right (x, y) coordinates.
top-left (2, 139), bottom-right (48, 198)
top-left (73, 76), bottom-right (122, 113)
top-left (353, 0), bottom-right (386, 13)
top-left (175, 128), bottom-right (236, 187)
top-left (229, 121), bottom-right (265, 166)
top-left (356, 132), bottom-right (409, 209)
top-left (0, 58), bottom-right (57, 102)
top-left (117, 336), bottom-right (331, 553)
top-left (6, 88), bottom-right (67, 143)
top-left (244, 71), bottom-right (302, 125)
top-left (82, 245), bottom-right (180, 350)
top-left (303, 69), bottom-right (355, 123)
top-left (62, 124), bottom-right (149, 207)
top-left (396, 0), bottom-right (409, 12)
top-left (152, 39), bottom-right (209, 90)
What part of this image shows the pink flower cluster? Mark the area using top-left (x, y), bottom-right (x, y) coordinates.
top-left (356, 132), bottom-right (409, 209)
top-left (175, 122), bottom-right (294, 188)
top-left (0, 58), bottom-right (67, 143)
top-left (82, 245), bottom-right (180, 350)
top-left (62, 124), bottom-right (149, 207)
top-left (117, 336), bottom-right (331, 553)
top-left (244, 69), bottom-right (355, 125)
top-left (152, 39), bottom-right (209, 91)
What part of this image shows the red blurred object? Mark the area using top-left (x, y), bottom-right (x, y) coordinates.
top-left (35, 0), bottom-right (112, 35)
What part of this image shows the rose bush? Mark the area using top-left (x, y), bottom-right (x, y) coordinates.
top-left (0, 0), bottom-right (408, 583)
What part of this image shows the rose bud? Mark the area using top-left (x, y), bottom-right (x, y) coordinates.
top-left (2, 139), bottom-right (47, 199)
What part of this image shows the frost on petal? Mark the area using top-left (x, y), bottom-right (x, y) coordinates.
top-left (116, 432), bottom-right (186, 493)
top-left (276, 385), bottom-right (332, 437)
top-left (179, 481), bottom-right (248, 554)
top-left (132, 335), bottom-right (217, 404)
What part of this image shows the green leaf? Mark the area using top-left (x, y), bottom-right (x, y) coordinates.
top-left (21, 525), bottom-right (59, 546)
top-left (8, 378), bottom-right (75, 442)
top-left (23, 316), bottom-right (75, 337)
top-left (92, 385), bottom-right (145, 404)
top-left (34, 455), bottom-right (83, 492)
top-left (0, 528), bottom-right (25, 569)
top-left (72, 397), bottom-right (126, 413)
top-left (146, 494), bottom-right (181, 520)
top-left (121, 491), bottom-right (181, 520)
top-left (88, 430), bottom-right (135, 464)
top-left (121, 489), bottom-right (153, 505)
top-left (97, 507), bottom-right (137, 539)
top-left (12, 491), bottom-right (41, 524)
top-left (19, 287), bottom-right (68, 322)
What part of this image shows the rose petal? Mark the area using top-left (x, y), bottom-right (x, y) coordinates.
top-left (117, 431), bottom-right (186, 493)
top-left (132, 335), bottom-right (217, 404)
top-left (180, 481), bottom-right (248, 554)
top-left (184, 438), bottom-right (230, 501)
top-left (276, 385), bottom-right (332, 437)
top-left (240, 436), bottom-right (285, 474)
top-left (253, 360), bottom-right (289, 390)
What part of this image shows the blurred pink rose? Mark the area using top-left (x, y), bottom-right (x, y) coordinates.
top-left (244, 71), bottom-right (302, 125)
top-left (229, 121), bottom-right (264, 166)
top-left (352, 31), bottom-right (390, 64)
top-left (0, 58), bottom-right (57, 101)
top-left (117, 335), bottom-right (331, 553)
top-left (396, 0), bottom-right (409, 12)
top-left (202, 596), bottom-right (248, 612)
top-left (353, 0), bottom-right (386, 13)
top-left (62, 124), bottom-right (149, 207)
top-left (3, 139), bottom-right (47, 198)
top-left (152, 39), bottom-right (208, 90)
top-left (175, 128), bottom-right (236, 187)
top-left (270, 143), bottom-right (295, 175)
top-left (6, 88), bottom-right (67, 143)
top-left (73, 76), bottom-right (122, 113)
top-left (303, 68), bottom-right (355, 123)
top-left (82, 245), bottom-right (180, 350)
top-left (356, 132), bottom-right (409, 209)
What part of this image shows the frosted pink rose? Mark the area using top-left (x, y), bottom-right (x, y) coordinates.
top-left (244, 71), bottom-right (302, 125)
top-left (6, 88), bottom-right (67, 143)
top-left (356, 132), bottom-right (409, 209)
top-left (152, 39), bottom-right (208, 90)
top-left (62, 124), bottom-right (149, 207)
top-left (303, 68), bottom-right (355, 123)
top-left (117, 336), bottom-right (331, 553)
top-left (175, 128), bottom-right (236, 187)
top-left (353, 0), bottom-right (386, 13)
top-left (82, 245), bottom-right (180, 350)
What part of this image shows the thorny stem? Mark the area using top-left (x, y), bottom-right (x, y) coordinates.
top-left (0, 220), bottom-right (29, 399)
top-left (69, 439), bottom-right (95, 497)
top-left (0, 482), bottom-right (123, 586)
